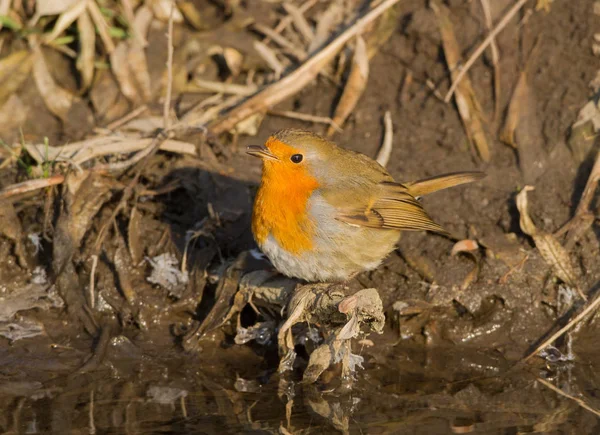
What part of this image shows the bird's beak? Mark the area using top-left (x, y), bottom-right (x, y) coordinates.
top-left (246, 145), bottom-right (279, 161)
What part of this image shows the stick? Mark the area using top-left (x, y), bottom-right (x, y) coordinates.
top-left (163, 4), bottom-right (174, 130)
top-left (89, 255), bottom-right (98, 310)
top-left (480, 0), bottom-right (501, 119)
top-left (269, 0), bottom-right (318, 38)
top-left (105, 105), bottom-right (148, 130)
top-left (555, 150), bottom-right (600, 239)
top-left (376, 110), bottom-right (393, 167)
top-left (282, 3), bottom-right (315, 44)
top-left (444, 0), bottom-right (529, 103)
top-left (536, 377), bottom-right (600, 418)
top-left (253, 23), bottom-right (307, 60)
top-left (188, 78), bottom-right (257, 96)
top-left (0, 174), bottom-right (64, 200)
top-left (210, 0), bottom-right (403, 135)
top-left (25, 138), bottom-right (197, 166)
top-left (268, 110), bottom-right (341, 131)
top-left (523, 288), bottom-right (600, 362)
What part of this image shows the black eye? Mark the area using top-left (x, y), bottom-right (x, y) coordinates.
top-left (290, 154), bottom-right (303, 163)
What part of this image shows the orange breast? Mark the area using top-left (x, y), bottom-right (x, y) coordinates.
top-left (252, 141), bottom-right (320, 254)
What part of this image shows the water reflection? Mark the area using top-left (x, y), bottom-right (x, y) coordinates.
top-left (1, 341), bottom-right (600, 434)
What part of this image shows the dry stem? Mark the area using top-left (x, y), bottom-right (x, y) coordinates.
top-left (210, 0), bottom-right (402, 135)
top-left (523, 287), bottom-right (600, 362)
top-left (163, 4), bottom-right (174, 130)
top-left (536, 377), bottom-right (600, 418)
top-left (444, 0), bottom-right (529, 102)
top-left (0, 174), bottom-right (65, 200)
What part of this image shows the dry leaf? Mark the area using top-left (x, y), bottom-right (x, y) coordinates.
top-left (451, 239), bottom-right (480, 256)
top-left (327, 36), bottom-right (369, 137)
top-left (109, 6), bottom-right (152, 103)
top-left (253, 40), bottom-right (284, 78)
top-left (0, 0), bottom-right (12, 31)
top-left (0, 95), bottom-right (27, 139)
top-left (434, 2), bottom-right (490, 162)
top-left (44, 0), bottom-right (87, 44)
top-left (178, 1), bottom-right (206, 30)
top-left (150, 0), bottom-right (184, 23)
top-left (233, 112), bottom-right (265, 136)
top-left (500, 71), bottom-right (547, 182)
top-left (223, 47), bottom-right (244, 78)
top-left (376, 110), bottom-right (393, 167)
top-left (32, 45), bottom-right (77, 120)
top-left (128, 207), bottom-right (144, 265)
top-left (500, 71), bottom-right (528, 148)
top-left (76, 9), bottom-right (95, 90)
top-left (86, 0), bottom-right (115, 53)
top-left (308, 0), bottom-right (345, 53)
top-left (0, 50), bottom-right (33, 106)
top-left (33, 0), bottom-right (80, 17)
top-left (516, 186), bottom-right (584, 299)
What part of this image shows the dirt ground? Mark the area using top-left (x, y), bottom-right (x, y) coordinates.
top-left (0, 0), bottom-right (600, 433)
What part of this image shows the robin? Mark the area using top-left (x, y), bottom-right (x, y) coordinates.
top-left (247, 129), bottom-right (483, 282)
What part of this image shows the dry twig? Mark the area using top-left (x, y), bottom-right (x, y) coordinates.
top-left (444, 0), bottom-right (529, 102)
top-left (479, 0), bottom-right (501, 119)
top-left (163, 4), bottom-right (175, 129)
top-left (536, 377), bottom-right (600, 418)
top-left (0, 175), bottom-right (65, 200)
top-left (268, 110), bottom-right (341, 131)
top-left (376, 110), bottom-right (393, 167)
top-left (209, 0), bottom-right (402, 135)
top-left (327, 35), bottom-right (369, 137)
top-left (523, 289), bottom-right (600, 362)
top-left (434, 1), bottom-right (490, 161)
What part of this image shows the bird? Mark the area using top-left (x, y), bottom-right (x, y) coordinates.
top-left (247, 129), bottom-right (484, 283)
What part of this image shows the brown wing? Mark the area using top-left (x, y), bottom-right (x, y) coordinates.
top-left (335, 183), bottom-right (448, 235)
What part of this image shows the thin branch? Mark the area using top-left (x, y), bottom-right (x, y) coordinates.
top-left (523, 287), bottom-right (600, 362)
top-left (268, 110), bottom-right (342, 131)
top-left (163, 4), bottom-right (175, 130)
top-left (376, 110), bottom-right (393, 167)
top-left (0, 175), bottom-right (65, 200)
top-left (536, 377), bottom-right (600, 418)
top-left (210, 0), bottom-right (403, 135)
top-left (444, 0), bottom-right (529, 102)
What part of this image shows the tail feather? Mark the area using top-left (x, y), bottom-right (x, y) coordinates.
top-left (403, 171), bottom-right (485, 198)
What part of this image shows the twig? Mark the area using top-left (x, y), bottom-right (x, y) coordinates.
top-left (210, 0), bottom-right (402, 135)
top-left (523, 287), bottom-right (600, 362)
top-left (0, 175), bottom-right (65, 200)
top-left (163, 4), bottom-right (174, 130)
top-left (89, 255), bottom-right (98, 310)
top-left (86, 0), bottom-right (115, 54)
top-left (93, 134), bottom-right (169, 254)
top-left (536, 377), bottom-right (600, 418)
top-left (480, 0), bottom-right (501, 119)
top-left (253, 23), bottom-right (307, 60)
top-left (187, 78), bottom-right (258, 96)
top-left (253, 41), bottom-right (285, 78)
top-left (121, 0), bottom-right (147, 47)
top-left (398, 70), bottom-right (412, 105)
top-left (498, 253), bottom-right (529, 284)
top-left (25, 138), bottom-right (197, 167)
top-left (269, 0), bottom-right (318, 38)
top-left (268, 110), bottom-right (342, 131)
top-left (376, 110), bottom-right (393, 167)
top-left (105, 105), bottom-right (148, 130)
top-left (444, 0), bottom-right (529, 103)
top-left (555, 150), bottom-right (600, 241)
top-left (282, 3), bottom-right (315, 44)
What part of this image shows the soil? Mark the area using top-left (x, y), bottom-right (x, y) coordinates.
top-left (0, 0), bottom-right (599, 433)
